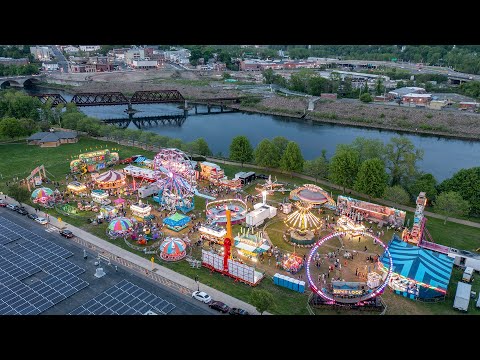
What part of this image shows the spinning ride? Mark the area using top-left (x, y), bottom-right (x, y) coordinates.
top-left (107, 217), bottom-right (133, 238)
top-left (159, 237), bottom-right (187, 261)
top-left (31, 187), bottom-right (54, 204)
top-left (290, 184), bottom-right (336, 210)
top-left (206, 199), bottom-right (248, 225)
top-left (306, 231), bottom-right (393, 305)
top-left (284, 202), bottom-right (322, 247)
top-left (153, 148), bottom-right (196, 213)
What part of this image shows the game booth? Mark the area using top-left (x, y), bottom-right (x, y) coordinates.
top-left (198, 161), bottom-right (225, 183)
top-left (337, 195), bottom-right (406, 228)
top-left (67, 181), bottom-right (87, 194)
top-left (234, 227), bottom-right (270, 261)
top-left (31, 187), bottom-right (54, 205)
top-left (130, 201), bottom-right (152, 220)
top-left (337, 215), bottom-right (365, 236)
top-left (159, 237), bottom-right (187, 262)
top-left (163, 212), bottom-right (191, 232)
top-left (379, 235), bottom-right (454, 300)
top-left (91, 189), bottom-right (111, 205)
top-left (113, 198), bottom-right (126, 209)
top-left (99, 205), bottom-right (117, 219)
top-left (70, 149), bottom-right (119, 174)
top-left (199, 224), bottom-right (227, 244)
top-left (94, 170), bottom-right (126, 190)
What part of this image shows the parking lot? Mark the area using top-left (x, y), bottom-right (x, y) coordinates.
top-left (0, 205), bottom-right (219, 315)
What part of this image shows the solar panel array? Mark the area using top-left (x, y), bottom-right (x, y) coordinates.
top-left (69, 279), bottom-right (176, 315)
top-left (0, 216), bottom-right (89, 315)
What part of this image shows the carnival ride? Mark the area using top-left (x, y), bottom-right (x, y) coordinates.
top-left (255, 175), bottom-right (289, 195)
top-left (284, 201), bottom-right (322, 247)
top-left (70, 149), bottom-right (119, 174)
top-left (159, 237), bottom-right (187, 261)
top-left (25, 165), bottom-right (47, 191)
top-left (306, 230), bottom-right (393, 305)
top-left (290, 184), bottom-right (336, 210)
top-left (107, 217), bottom-right (133, 238)
top-left (402, 192), bottom-right (427, 245)
top-left (206, 198), bottom-right (248, 225)
top-left (153, 148), bottom-right (196, 213)
top-left (94, 170), bottom-right (126, 190)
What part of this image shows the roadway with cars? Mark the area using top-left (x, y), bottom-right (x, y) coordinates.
top-left (50, 46), bottom-right (69, 73)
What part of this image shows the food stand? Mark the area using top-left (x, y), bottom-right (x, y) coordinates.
top-left (199, 224), bottom-right (227, 244)
top-left (367, 272), bottom-right (382, 289)
top-left (130, 201), bottom-right (152, 220)
top-left (337, 215), bottom-right (365, 235)
top-left (91, 189), bottom-right (111, 205)
top-left (99, 205), bottom-right (117, 219)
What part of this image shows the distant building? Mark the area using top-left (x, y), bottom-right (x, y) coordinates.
top-left (125, 49), bottom-right (145, 65)
top-left (63, 46), bottom-right (79, 54)
top-left (79, 45), bottom-right (101, 52)
top-left (27, 131), bottom-right (78, 147)
top-left (164, 49), bottom-right (191, 64)
top-left (320, 93), bottom-right (337, 100)
top-left (388, 86), bottom-right (426, 99)
top-left (69, 64), bottom-right (86, 73)
top-left (458, 101), bottom-right (478, 111)
top-left (30, 46), bottom-right (51, 61)
top-left (402, 93), bottom-right (432, 105)
top-left (0, 57), bottom-right (29, 66)
top-left (132, 60), bottom-right (158, 69)
top-left (42, 61), bottom-right (59, 71)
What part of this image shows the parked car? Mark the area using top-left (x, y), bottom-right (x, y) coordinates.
top-left (6, 204), bottom-right (18, 211)
top-left (16, 207), bottom-right (28, 215)
top-left (229, 307), bottom-right (249, 315)
top-left (208, 301), bottom-right (230, 313)
top-left (192, 291), bottom-right (212, 304)
top-left (0, 200), bottom-right (7, 207)
top-left (59, 229), bottom-right (74, 238)
top-left (35, 217), bottom-right (48, 225)
top-left (27, 213), bottom-right (38, 220)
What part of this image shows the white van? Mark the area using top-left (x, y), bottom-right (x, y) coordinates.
top-left (463, 267), bottom-right (474, 283)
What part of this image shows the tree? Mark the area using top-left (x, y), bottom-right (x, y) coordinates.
top-left (254, 139), bottom-right (280, 168)
top-left (167, 138), bottom-right (184, 149)
top-left (434, 191), bottom-right (470, 224)
top-left (18, 118), bottom-right (38, 136)
top-left (194, 138), bottom-right (212, 156)
top-left (385, 136), bottom-right (423, 186)
top-left (354, 158), bottom-right (388, 199)
top-left (375, 77), bottom-right (385, 96)
top-left (280, 141), bottom-right (304, 175)
top-left (438, 167), bottom-right (480, 216)
top-left (0, 117), bottom-right (26, 139)
top-left (383, 185), bottom-right (411, 205)
top-left (304, 153), bottom-right (329, 182)
top-left (396, 80), bottom-right (405, 88)
top-left (407, 173), bottom-right (438, 204)
top-left (329, 147), bottom-right (360, 193)
top-left (272, 136), bottom-right (289, 158)
top-left (250, 289), bottom-right (275, 315)
top-left (351, 137), bottom-right (386, 163)
top-left (229, 136), bottom-right (253, 167)
top-left (7, 184), bottom-right (30, 206)
top-left (359, 93), bottom-right (373, 103)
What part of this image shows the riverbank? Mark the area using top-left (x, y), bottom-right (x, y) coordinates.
top-left (39, 72), bottom-right (480, 140)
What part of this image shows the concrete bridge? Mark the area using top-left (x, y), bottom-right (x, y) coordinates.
top-left (0, 75), bottom-right (45, 88)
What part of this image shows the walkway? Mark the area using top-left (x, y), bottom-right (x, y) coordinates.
top-left (3, 196), bottom-right (267, 315)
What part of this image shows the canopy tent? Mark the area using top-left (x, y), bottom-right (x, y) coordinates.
top-left (134, 156), bottom-right (147, 163)
top-left (159, 237), bottom-right (187, 261)
top-left (163, 212), bottom-right (191, 232)
top-left (380, 235), bottom-right (454, 299)
top-left (113, 198), bottom-right (125, 204)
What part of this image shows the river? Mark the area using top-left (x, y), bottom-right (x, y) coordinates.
top-left (30, 88), bottom-right (480, 182)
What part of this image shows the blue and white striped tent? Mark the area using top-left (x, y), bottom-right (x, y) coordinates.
top-left (380, 235), bottom-right (454, 299)
top-left (134, 156), bottom-right (147, 163)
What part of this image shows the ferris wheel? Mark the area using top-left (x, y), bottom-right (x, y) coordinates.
top-left (153, 148), bottom-right (197, 213)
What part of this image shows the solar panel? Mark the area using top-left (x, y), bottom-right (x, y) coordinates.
top-left (0, 216), bottom-right (90, 315)
top-left (69, 280), bottom-right (176, 315)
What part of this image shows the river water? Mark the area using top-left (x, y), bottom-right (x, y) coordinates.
top-left (31, 89), bottom-right (480, 182)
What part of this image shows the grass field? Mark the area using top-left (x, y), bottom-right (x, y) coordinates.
top-left (2, 137), bottom-right (480, 315)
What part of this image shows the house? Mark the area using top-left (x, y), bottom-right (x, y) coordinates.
top-left (27, 131), bottom-right (78, 147)
top-left (79, 45), bottom-right (101, 52)
top-left (42, 61), bottom-right (59, 71)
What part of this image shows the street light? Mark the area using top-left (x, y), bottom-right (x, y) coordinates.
top-left (195, 275), bottom-right (199, 291)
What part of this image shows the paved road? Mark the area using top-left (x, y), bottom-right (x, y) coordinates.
top-left (0, 206), bottom-right (218, 315)
top-left (49, 46), bottom-right (69, 73)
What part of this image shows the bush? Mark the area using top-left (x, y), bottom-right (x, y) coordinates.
top-left (359, 93), bottom-right (373, 103)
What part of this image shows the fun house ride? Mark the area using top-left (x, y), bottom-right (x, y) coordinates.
top-left (70, 149), bottom-right (119, 174)
top-left (152, 148), bottom-right (197, 214)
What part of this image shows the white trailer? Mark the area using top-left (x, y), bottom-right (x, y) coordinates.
top-left (453, 281), bottom-right (472, 312)
top-left (246, 204), bottom-right (276, 227)
top-left (448, 248), bottom-right (480, 272)
top-left (137, 183), bottom-right (159, 198)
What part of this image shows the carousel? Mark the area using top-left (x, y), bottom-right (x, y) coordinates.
top-left (31, 187), bottom-right (54, 205)
top-left (94, 170), bottom-right (126, 190)
top-left (107, 217), bottom-right (133, 238)
top-left (159, 237), bottom-right (187, 261)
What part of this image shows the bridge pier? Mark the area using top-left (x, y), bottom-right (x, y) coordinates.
top-left (195, 105), bottom-right (198, 115)
top-left (207, 105), bottom-right (211, 113)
